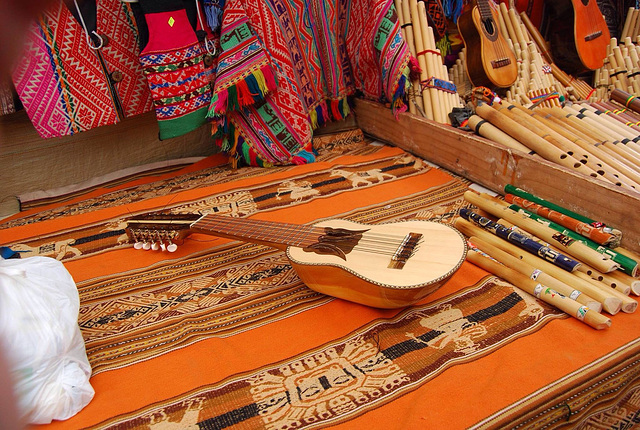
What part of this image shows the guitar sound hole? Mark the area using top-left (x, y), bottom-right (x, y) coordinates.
top-left (482, 18), bottom-right (495, 36)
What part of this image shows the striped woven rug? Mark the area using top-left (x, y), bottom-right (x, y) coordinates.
top-left (3, 137), bottom-right (640, 429)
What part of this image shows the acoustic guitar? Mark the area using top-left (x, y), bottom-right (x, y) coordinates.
top-left (545, 0), bottom-right (610, 73)
top-left (457, 0), bottom-right (518, 88)
top-left (125, 213), bottom-right (467, 309)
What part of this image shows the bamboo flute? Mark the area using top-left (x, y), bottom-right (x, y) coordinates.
top-left (621, 7), bottom-right (637, 40)
top-left (504, 194), bottom-right (621, 247)
top-left (600, 100), bottom-right (640, 124)
top-left (475, 103), bottom-right (600, 178)
top-left (525, 109), bottom-right (640, 190)
top-left (502, 104), bottom-right (592, 164)
top-left (592, 102), bottom-right (640, 134)
top-left (544, 107), bottom-right (640, 169)
top-left (563, 106), bottom-right (640, 165)
top-left (496, 3), bottom-right (511, 46)
top-left (394, 0), bottom-right (418, 115)
top-left (611, 88), bottom-right (640, 114)
top-left (540, 109), bottom-right (636, 166)
top-left (507, 6), bottom-right (527, 48)
top-left (499, 2), bottom-right (517, 46)
top-left (459, 208), bottom-right (582, 272)
top-left (519, 11), bottom-right (552, 64)
top-left (497, 219), bottom-right (636, 302)
top-left (408, 0), bottom-right (434, 120)
top-left (571, 270), bottom-right (637, 312)
top-left (469, 236), bottom-right (602, 311)
top-left (502, 201), bottom-right (639, 278)
top-left (416, 1), bottom-right (444, 123)
top-left (466, 250), bottom-right (611, 329)
top-left (455, 218), bottom-right (623, 314)
top-left (608, 268), bottom-right (640, 296)
top-left (466, 115), bottom-right (534, 154)
top-left (464, 191), bottom-right (620, 273)
top-left (504, 185), bottom-right (618, 229)
top-left (457, 218), bottom-right (621, 316)
top-left (576, 267), bottom-right (634, 296)
top-left (576, 104), bottom-right (640, 143)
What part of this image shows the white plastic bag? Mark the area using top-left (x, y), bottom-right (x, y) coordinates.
top-left (0, 256), bottom-right (94, 424)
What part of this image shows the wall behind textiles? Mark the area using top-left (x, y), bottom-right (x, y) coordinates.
top-left (0, 110), bottom-right (217, 219)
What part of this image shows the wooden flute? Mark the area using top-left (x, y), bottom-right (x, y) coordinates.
top-left (459, 208), bottom-right (581, 272)
top-left (464, 191), bottom-right (620, 273)
top-left (466, 250), bottom-right (611, 329)
top-left (468, 235), bottom-right (602, 311)
top-left (455, 218), bottom-right (623, 315)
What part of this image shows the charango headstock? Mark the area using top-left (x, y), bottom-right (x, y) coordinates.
top-left (125, 213), bottom-right (200, 252)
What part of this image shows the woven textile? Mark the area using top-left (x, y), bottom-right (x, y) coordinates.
top-left (12, 0), bottom-right (152, 138)
top-left (207, 0), bottom-right (412, 166)
top-left (5, 139), bottom-right (640, 429)
top-left (137, 0), bottom-right (215, 140)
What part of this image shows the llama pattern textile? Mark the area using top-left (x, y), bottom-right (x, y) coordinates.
top-left (207, 0), bottom-right (413, 166)
top-left (12, 0), bottom-right (152, 139)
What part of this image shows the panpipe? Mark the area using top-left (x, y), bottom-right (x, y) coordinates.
top-left (621, 7), bottom-right (640, 42)
top-left (456, 189), bottom-right (640, 329)
top-left (593, 37), bottom-right (640, 100)
top-left (452, 3), bottom-right (596, 105)
top-left (395, 0), bottom-right (461, 123)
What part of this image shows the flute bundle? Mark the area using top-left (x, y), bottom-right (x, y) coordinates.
top-left (395, 0), bottom-right (462, 123)
top-left (471, 98), bottom-right (640, 193)
top-left (456, 190), bottom-right (640, 328)
top-left (593, 37), bottom-right (640, 100)
top-left (621, 7), bottom-right (640, 42)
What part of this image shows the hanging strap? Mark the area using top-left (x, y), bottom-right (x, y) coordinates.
top-left (73, 0), bottom-right (104, 50)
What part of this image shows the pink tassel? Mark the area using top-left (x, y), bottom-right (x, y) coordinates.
top-left (291, 156), bottom-right (307, 165)
top-left (409, 56), bottom-right (421, 81)
top-left (215, 89), bottom-right (229, 114)
top-left (262, 65), bottom-right (277, 92)
top-left (321, 101), bottom-right (329, 122)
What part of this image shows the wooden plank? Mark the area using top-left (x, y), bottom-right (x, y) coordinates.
top-left (355, 98), bottom-right (640, 253)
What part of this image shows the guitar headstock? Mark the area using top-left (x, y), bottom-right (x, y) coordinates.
top-left (125, 214), bottom-right (201, 252)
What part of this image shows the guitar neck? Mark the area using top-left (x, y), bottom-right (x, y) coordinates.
top-left (191, 214), bottom-right (322, 250)
top-left (476, 0), bottom-right (494, 21)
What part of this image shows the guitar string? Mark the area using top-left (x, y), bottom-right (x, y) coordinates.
top-left (131, 220), bottom-right (427, 257)
top-left (194, 217), bottom-right (426, 256)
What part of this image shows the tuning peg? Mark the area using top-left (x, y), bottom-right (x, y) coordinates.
top-left (134, 241), bottom-right (144, 250)
top-left (166, 242), bottom-right (178, 252)
top-left (142, 241), bottom-right (151, 250)
top-left (151, 242), bottom-right (160, 251)
top-left (160, 242), bottom-right (167, 252)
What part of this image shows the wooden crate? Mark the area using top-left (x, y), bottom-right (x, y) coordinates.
top-left (355, 98), bottom-right (640, 254)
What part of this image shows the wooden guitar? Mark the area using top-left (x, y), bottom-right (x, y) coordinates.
top-left (457, 0), bottom-right (518, 88)
top-left (545, 0), bottom-right (610, 73)
top-left (125, 213), bottom-right (467, 309)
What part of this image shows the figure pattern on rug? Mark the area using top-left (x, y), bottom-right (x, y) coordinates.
top-left (93, 278), bottom-right (565, 429)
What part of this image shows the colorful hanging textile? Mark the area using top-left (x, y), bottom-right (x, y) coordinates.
top-left (137, 0), bottom-right (216, 140)
top-left (12, 0), bottom-right (152, 139)
top-left (207, 0), bottom-right (413, 166)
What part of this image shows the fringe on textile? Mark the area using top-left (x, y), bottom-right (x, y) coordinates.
top-left (392, 57), bottom-right (421, 116)
top-left (206, 64), bottom-right (277, 118)
top-left (308, 96), bottom-right (352, 129)
top-left (203, 0), bottom-right (225, 32)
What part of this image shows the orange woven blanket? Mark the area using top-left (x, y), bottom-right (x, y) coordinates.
top-left (3, 140), bottom-right (640, 429)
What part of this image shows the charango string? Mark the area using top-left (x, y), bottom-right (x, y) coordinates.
top-left (194, 215), bottom-right (420, 256)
